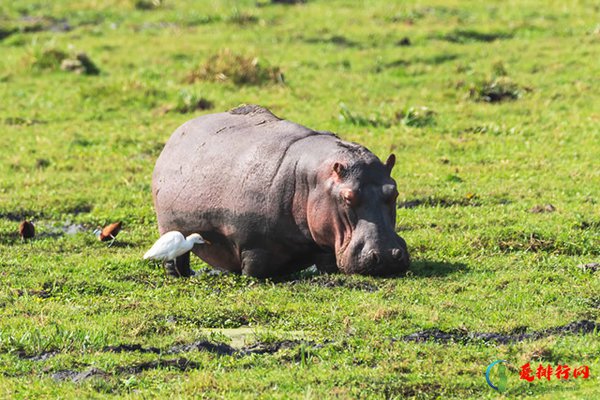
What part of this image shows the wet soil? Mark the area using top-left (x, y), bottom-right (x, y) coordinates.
top-left (399, 320), bottom-right (599, 345)
top-left (287, 275), bottom-right (379, 291)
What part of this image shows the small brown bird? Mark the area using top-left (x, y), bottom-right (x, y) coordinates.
top-left (94, 221), bottom-right (122, 246)
top-left (19, 220), bottom-right (35, 241)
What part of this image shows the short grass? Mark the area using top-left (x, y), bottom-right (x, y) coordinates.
top-left (1, 0), bottom-right (599, 398)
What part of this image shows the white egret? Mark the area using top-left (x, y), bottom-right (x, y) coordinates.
top-left (143, 231), bottom-right (209, 276)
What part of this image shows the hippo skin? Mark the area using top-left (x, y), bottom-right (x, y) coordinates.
top-left (152, 105), bottom-right (409, 278)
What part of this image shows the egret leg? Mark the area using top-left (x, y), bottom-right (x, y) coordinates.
top-left (174, 258), bottom-right (181, 277)
top-left (164, 252), bottom-right (192, 278)
top-left (176, 252), bottom-right (194, 277)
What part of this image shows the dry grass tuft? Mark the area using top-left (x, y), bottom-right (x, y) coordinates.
top-left (185, 49), bottom-right (284, 85)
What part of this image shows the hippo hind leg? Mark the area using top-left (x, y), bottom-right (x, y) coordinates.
top-left (165, 251), bottom-right (195, 278)
top-left (240, 249), bottom-right (272, 278)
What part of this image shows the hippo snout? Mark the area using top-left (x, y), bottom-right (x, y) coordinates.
top-left (358, 247), bottom-right (408, 276)
top-left (338, 236), bottom-right (409, 275)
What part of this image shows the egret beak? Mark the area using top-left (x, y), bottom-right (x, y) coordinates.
top-left (203, 240), bottom-right (211, 245)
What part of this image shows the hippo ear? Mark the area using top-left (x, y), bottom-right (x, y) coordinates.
top-left (333, 162), bottom-right (346, 179)
top-left (385, 154), bottom-right (396, 173)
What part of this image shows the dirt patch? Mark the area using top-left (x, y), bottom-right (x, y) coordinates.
top-left (0, 16), bottom-right (71, 41)
top-left (577, 263), bottom-right (599, 273)
top-left (52, 367), bottom-right (108, 382)
top-left (51, 358), bottom-right (199, 382)
top-left (270, 0), bottom-right (307, 4)
top-left (576, 220), bottom-right (600, 230)
top-left (60, 52), bottom-right (100, 75)
top-left (167, 340), bottom-right (236, 355)
top-left (241, 340), bottom-right (304, 355)
top-left (102, 344), bottom-right (160, 354)
top-left (0, 210), bottom-right (46, 221)
top-left (61, 223), bottom-right (87, 235)
top-left (397, 196), bottom-right (479, 209)
top-left (16, 350), bottom-right (59, 361)
top-left (399, 320), bottom-right (600, 345)
top-left (440, 28), bottom-right (513, 43)
top-left (185, 49), bottom-right (284, 86)
top-left (96, 339), bottom-right (316, 357)
top-left (469, 77), bottom-right (524, 103)
top-left (303, 34), bottom-right (360, 48)
top-left (529, 204), bottom-right (556, 213)
top-left (13, 288), bottom-right (52, 299)
top-left (117, 358), bottom-right (200, 374)
top-left (4, 117), bottom-right (46, 126)
top-left (396, 37), bottom-right (411, 46)
top-left (287, 275), bottom-right (379, 292)
top-left (489, 231), bottom-right (588, 255)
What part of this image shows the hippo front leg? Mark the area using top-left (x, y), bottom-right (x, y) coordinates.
top-left (315, 252), bottom-right (338, 273)
top-left (241, 249), bottom-right (272, 278)
top-left (164, 251), bottom-right (194, 278)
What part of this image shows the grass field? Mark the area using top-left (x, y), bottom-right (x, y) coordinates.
top-left (1, 0), bottom-right (599, 398)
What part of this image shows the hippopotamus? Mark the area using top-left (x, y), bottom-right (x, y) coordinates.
top-left (152, 105), bottom-right (409, 278)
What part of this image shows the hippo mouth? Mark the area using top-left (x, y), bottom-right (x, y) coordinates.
top-left (334, 223), bottom-right (409, 276)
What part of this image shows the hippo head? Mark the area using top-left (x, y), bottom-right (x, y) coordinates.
top-left (307, 150), bottom-right (410, 276)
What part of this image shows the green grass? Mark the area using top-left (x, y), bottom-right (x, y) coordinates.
top-left (1, 0), bottom-right (599, 398)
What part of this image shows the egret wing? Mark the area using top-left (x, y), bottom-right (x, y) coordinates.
top-left (143, 231), bottom-right (185, 260)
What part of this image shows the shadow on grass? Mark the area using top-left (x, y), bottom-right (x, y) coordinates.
top-left (407, 260), bottom-right (469, 278)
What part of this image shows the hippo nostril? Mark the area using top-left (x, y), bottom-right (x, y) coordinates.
top-left (367, 250), bottom-right (380, 265)
top-left (391, 248), bottom-right (402, 260)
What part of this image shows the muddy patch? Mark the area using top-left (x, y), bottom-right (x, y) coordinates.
top-left (16, 350), bottom-right (59, 361)
top-left (440, 28), bottom-right (513, 43)
top-left (577, 263), bottom-right (599, 273)
top-left (529, 204), bottom-right (556, 213)
top-left (4, 117), bottom-right (47, 126)
top-left (62, 223), bottom-right (87, 235)
top-left (0, 210), bottom-right (47, 222)
top-left (488, 231), bottom-right (593, 255)
top-left (18, 16), bottom-right (71, 33)
top-left (117, 358), bottom-right (200, 374)
top-left (397, 196), bottom-right (480, 209)
top-left (51, 358), bottom-right (199, 382)
top-left (287, 275), bottom-right (379, 292)
top-left (302, 34), bottom-right (360, 48)
top-left (102, 344), bottom-right (160, 354)
top-left (399, 320), bottom-right (600, 345)
top-left (52, 367), bottom-right (107, 383)
top-left (576, 220), bottom-right (600, 230)
top-left (241, 339), bottom-right (322, 355)
top-left (100, 336), bottom-right (313, 357)
top-left (13, 288), bottom-right (52, 299)
top-left (12, 280), bottom-right (65, 300)
top-left (0, 16), bottom-right (71, 42)
top-left (167, 340), bottom-right (236, 355)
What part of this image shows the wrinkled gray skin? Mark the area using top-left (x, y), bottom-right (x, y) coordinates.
top-left (152, 105), bottom-right (409, 278)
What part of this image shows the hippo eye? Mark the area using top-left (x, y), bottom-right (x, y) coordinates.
top-left (340, 189), bottom-right (358, 207)
top-left (383, 186), bottom-right (398, 204)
